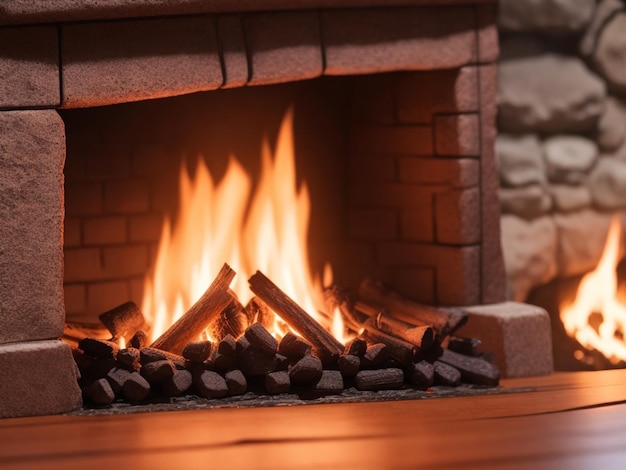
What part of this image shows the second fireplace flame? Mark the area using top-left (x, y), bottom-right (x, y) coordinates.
top-left (142, 108), bottom-right (339, 342)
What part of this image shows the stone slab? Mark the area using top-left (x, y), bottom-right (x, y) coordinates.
top-left (0, 26), bottom-right (60, 108)
top-left (244, 11), bottom-right (323, 86)
top-left (456, 301), bottom-right (553, 378)
top-left (0, 110), bottom-right (65, 344)
top-left (61, 17), bottom-right (223, 108)
top-left (322, 7), bottom-right (477, 76)
top-left (217, 15), bottom-right (248, 89)
top-left (435, 114), bottom-right (480, 157)
top-left (0, 340), bottom-right (82, 418)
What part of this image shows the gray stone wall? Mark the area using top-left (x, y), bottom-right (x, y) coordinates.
top-left (497, 0), bottom-right (626, 300)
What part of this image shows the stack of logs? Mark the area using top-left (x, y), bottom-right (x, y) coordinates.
top-left (69, 263), bottom-right (500, 406)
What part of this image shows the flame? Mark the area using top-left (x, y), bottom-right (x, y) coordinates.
top-left (560, 216), bottom-right (626, 364)
top-left (142, 109), bottom-right (336, 342)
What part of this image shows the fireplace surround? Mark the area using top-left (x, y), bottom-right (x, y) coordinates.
top-left (0, 0), bottom-right (529, 418)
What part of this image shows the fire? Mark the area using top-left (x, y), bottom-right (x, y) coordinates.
top-left (560, 216), bottom-right (626, 364)
top-left (142, 109), bottom-right (341, 342)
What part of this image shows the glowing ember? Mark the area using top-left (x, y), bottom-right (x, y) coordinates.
top-left (142, 109), bottom-right (340, 342)
top-left (560, 216), bottom-right (626, 364)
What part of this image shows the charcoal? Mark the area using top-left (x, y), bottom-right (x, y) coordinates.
top-left (79, 338), bottom-right (119, 360)
top-left (123, 372), bottom-right (151, 402)
top-left (355, 368), bottom-right (404, 391)
top-left (361, 343), bottom-right (389, 369)
top-left (338, 354), bottom-right (361, 377)
top-left (278, 332), bottom-right (312, 360)
top-left (265, 371), bottom-right (290, 395)
top-left (405, 360), bottom-right (434, 388)
top-left (344, 338), bottom-right (367, 356)
top-left (129, 331), bottom-right (148, 349)
top-left (195, 370), bottom-right (228, 399)
top-left (161, 370), bottom-right (193, 397)
top-left (225, 369), bottom-right (247, 396)
top-left (244, 322), bottom-right (278, 355)
top-left (300, 370), bottom-right (344, 398)
top-left (288, 354), bottom-right (323, 385)
top-left (213, 352), bottom-right (237, 371)
top-left (182, 341), bottom-right (213, 362)
top-left (86, 378), bottom-right (116, 405)
top-left (433, 361), bottom-right (461, 386)
top-left (105, 367), bottom-right (132, 394)
top-left (116, 348), bottom-right (141, 371)
top-left (141, 359), bottom-right (176, 385)
top-left (218, 334), bottom-right (237, 355)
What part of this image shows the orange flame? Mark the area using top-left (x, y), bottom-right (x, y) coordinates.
top-left (142, 109), bottom-right (340, 342)
top-left (560, 216), bottom-right (626, 364)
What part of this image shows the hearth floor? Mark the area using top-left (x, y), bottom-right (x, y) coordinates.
top-left (1, 370), bottom-right (625, 469)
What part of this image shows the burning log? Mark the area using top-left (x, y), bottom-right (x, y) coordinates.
top-left (375, 312), bottom-right (434, 351)
top-left (211, 295), bottom-right (247, 341)
top-left (358, 278), bottom-right (468, 338)
top-left (361, 320), bottom-right (416, 365)
top-left (248, 271), bottom-right (344, 364)
top-left (63, 321), bottom-right (110, 347)
top-left (150, 263), bottom-right (236, 354)
top-left (243, 297), bottom-right (275, 331)
top-left (324, 285), bottom-right (366, 333)
top-left (354, 368), bottom-right (404, 391)
top-left (99, 301), bottom-right (145, 341)
top-left (78, 338), bottom-right (120, 360)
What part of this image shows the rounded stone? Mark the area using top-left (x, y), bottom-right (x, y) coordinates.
top-left (548, 185), bottom-right (592, 212)
top-left (592, 13), bottom-right (626, 94)
top-left (500, 184), bottom-right (552, 220)
top-left (589, 157), bottom-right (626, 209)
top-left (499, 0), bottom-right (595, 34)
top-left (496, 134), bottom-right (545, 187)
top-left (543, 136), bottom-right (599, 184)
top-left (595, 96), bottom-right (626, 152)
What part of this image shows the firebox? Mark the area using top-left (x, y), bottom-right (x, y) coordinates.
top-left (0, 0), bottom-right (522, 418)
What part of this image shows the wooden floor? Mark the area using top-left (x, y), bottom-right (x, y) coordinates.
top-left (1, 370), bottom-right (626, 469)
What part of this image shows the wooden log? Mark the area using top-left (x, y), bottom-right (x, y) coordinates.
top-left (438, 348), bottom-right (500, 386)
top-left (85, 378), bottom-right (116, 405)
top-left (161, 369), bottom-right (193, 397)
top-left (195, 370), bottom-right (228, 399)
top-left (265, 371), bottom-right (291, 395)
top-left (343, 338), bottom-right (367, 357)
top-left (182, 341), bottom-right (213, 362)
top-left (243, 297), bottom-right (275, 331)
top-left (288, 355), bottom-right (323, 385)
top-left (210, 295), bottom-right (247, 342)
top-left (433, 361), bottom-right (461, 386)
top-left (324, 285), bottom-right (365, 333)
top-left (404, 360), bottom-right (434, 388)
top-left (338, 354), bottom-right (361, 377)
top-left (122, 372), bottom-right (151, 402)
top-left (99, 301), bottom-right (145, 340)
top-left (278, 332), bottom-right (312, 360)
top-left (355, 368), bottom-right (404, 391)
top-left (375, 312), bottom-right (434, 351)
top-left (129, 331), bottom-right (148, 349)
top-left (361, 343), bottom-right (390, 369)
top-left (361, 320), bottom-right (416, 365)
top-left (63, 321), bottom-right (111, 344)
top-left (244, 322), bottom-right (278, 356)
top-left (248, 271), bottom-right (344, 364)
top-left (358, 278), bottom-right (468, 337)
top-left (150, 263), bottom-right (236, 354)
top-left (225, 369), bottom-right (247, 396)
top-left (448, 336), bottom-right (482, 357)
top-left (78, 338), bottom-right (119, 360)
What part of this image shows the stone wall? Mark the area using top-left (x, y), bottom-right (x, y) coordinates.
top-left (497, 0), bottom-right (626, 301)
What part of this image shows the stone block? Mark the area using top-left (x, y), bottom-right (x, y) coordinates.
top-left (244, 11), bottom-right (323, 86)
top-left (0, 110), bottom-right (65, 344)
top-left (476, 4), bottom-right (499, 63)
top-left (322, 7), bottom-right (476, 75)
top-left (217, 15), bottom-right (248, 89)
top-left (435, 187), bottom-right (480, 245)
top-left (351, 125), bottom-right (433, 156)
top-left (396, 67), bottom-right (478, 124)
top-left (348, 210), bottom-right (398, 241)
top-left (0, 26), bottom-right (60, 108)
top-left (456, 302), bottom-right (553, 378)
top-left (62, 17), bottom-right (223, 108)
top-left (398, 157), bottom-right (479, 188)
top-left (0, 340), bottom-right (82, 418)
top-left (435, 113), bottom-right (481, 157)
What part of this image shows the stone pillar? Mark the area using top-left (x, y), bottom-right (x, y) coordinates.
top-left (0, 110), bottom-right (82, 417)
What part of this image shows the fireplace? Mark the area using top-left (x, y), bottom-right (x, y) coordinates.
top-left (0, 0), bottom-right (541, 419)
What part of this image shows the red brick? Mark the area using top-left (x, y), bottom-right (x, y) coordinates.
top-left (131, 144), bottom-right (176, 177)
top-left (64, 283), bottom-right (86, 316)
top-left (351, 125), bottom-right (433, 156)
top-left (392, 267), bottom-right (435, 305)
top-left (65, 181), bottom-right (103, 216)
top-left (376, 242), bottom-right (480, 305)
top-left (217, 15), bottom-right (248, 89)
top-left (102, 246), bottom-right (149, 277)
top-left (396, 67), bottom-right (479, 124)
top-left (104, 179), bottom-right (150, 214)
top-left (348, 210), bottom-right (398, 240)
top-left (435, 188), bottom-right (480, 245)
top-left (85, 147), bottom-right (132, 179)
top-left (83, 217), bottom-right (128, 245)
top-left (244, 12), bottom-right (322, 85)
top-left (86, 281), bottom-right (131, 317)
top-left (64, 248), bottom-right (102, 282)
top-left (400, 204), bottom-right (434, 243)
top-left (0, 27), bottom-right (59, 108)
top-left (398, 157), bottom-right (479, 188)
top-left (435, 114), bottom-right (480, 157)
top-left (350, 74), bottom-right (396, 124)
top-left (476, 4), bottom-right (499, 63)
top-left (350, 182), bottom-right (435, 210)
top-left (349, 155), bottom-right (396, 183)
top-left (322, 7), bottom-right (476, 75)
top-left (478, 64), bottom-right (506, 303)
top-left (129, 277), bottom-right (146, 310)
top-left (62, 17), bottom-right (222, 107)
top-left (129, 214), bottom-right (164, 243)
top-left (64, 217), bottom-right (82, 247)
